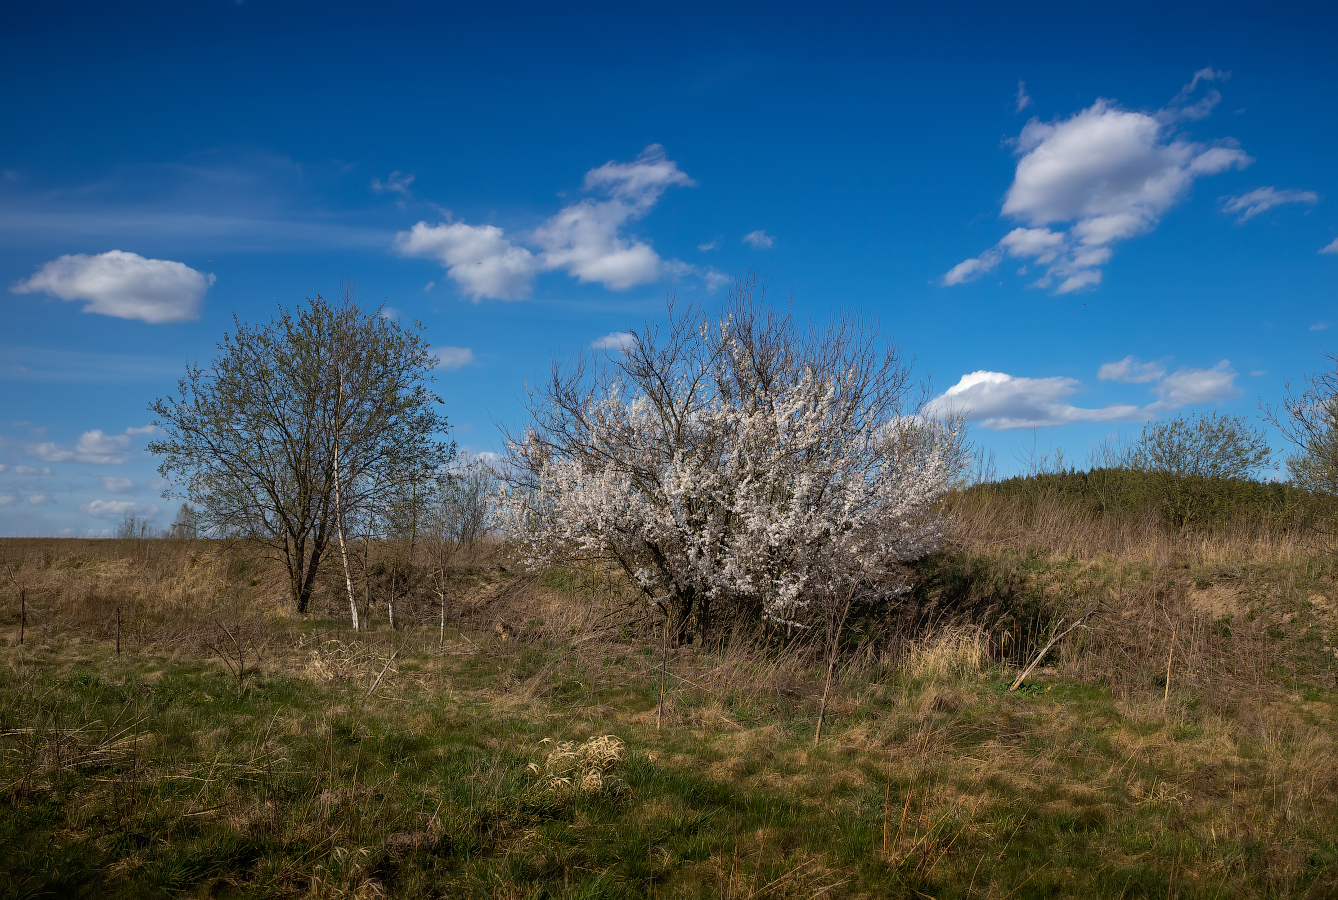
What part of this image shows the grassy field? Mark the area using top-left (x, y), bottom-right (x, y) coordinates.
top-left (2, 510), bottom-right (1338, 898)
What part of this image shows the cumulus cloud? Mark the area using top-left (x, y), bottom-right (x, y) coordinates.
top-left (1015, 80), bottom-right (1032, 112)
top-left (942, 76), bottom-right (1251, 294)
top-left (0, 464), bottom-right (6, 472)
top-left (28, 494), bottom-right (50, 505)
top-left (1098, 356), bottom-right (1167, 384)
top-left (0, 495), bottom-right (12, 506)
top-left (82, 499), bottom-right (156, 519)
top-left (101, 476), bottom-right (135, 492)
top-left (1221, 187), bottom-right (1319, 222)
top-left (433, 347), bottom-right (475, 370)
top-left (697, 241), bottom-right (718, 251)
top-left (1320, 238), bottom-right (1338, 255)
top-left (925, 371), bottom-right (1140, 430)
top-left (371, 171), bottom-right (414, 195)
top-left (742, 230), bottom-right (774, 249)
top-left (394, 221), bottom-right (538, 300)
top-left (11, 250), bottom-right (213, 322)
top-left (591, 331), bottom-right (636, 351)
top-left (1149, 360), bottom-right (1240, 409)
top-left (395, 145), bottom-right (699, 300)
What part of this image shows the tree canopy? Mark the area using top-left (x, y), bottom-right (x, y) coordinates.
top-left (149, 293), bottom-right (454, 612)
top-left (499, 283), bottom-right (964, 642)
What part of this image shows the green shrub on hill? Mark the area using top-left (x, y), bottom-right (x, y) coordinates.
top-left (962, 467), bottom-right (1335, 533)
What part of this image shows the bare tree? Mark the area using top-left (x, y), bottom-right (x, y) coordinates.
top-left (499, 279), bottom-right (964, 644)
top-left (149, 291), bottom-right (454, 614)
top-left (1264, 350), bottom-right (1338, 497)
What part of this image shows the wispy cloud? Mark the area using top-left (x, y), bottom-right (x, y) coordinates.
top-left (0, 345), bottom-right (182, 384)
top-left (25, 425), bottom-right (153, 465)
top-left (1015, 80), bottom-right (1032, 112)
top-left (1321, 238), bottom-right (1338, 255)
top-left (1149, 360), bottom-right (1241, 409)
top-left (371, 171), bottom-right (414, 195)
top-left (433, 347), bottom-right (475, 370)
top-left (742, 230), bottom-right (774, 249)
top-left (1098, 355), bottom-right (1166, 384)
top-left (81, 499), bottom-right (157, 519)
top-left (1221, 187), bottom-right (1318, 222)
top-left (1311, 322), bottom-right (1331, 331)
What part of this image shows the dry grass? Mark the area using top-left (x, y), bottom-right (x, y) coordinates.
top-left (1, 510), bottom-right (1337, 898)
top-left (945, 487), bottom-right (1324, 565)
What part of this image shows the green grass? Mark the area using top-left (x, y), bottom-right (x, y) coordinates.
top-left (2, 539), bottom-right (1338, 898)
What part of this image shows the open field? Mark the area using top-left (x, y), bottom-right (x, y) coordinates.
top-left (3, 509), bottom-right (1338, 899)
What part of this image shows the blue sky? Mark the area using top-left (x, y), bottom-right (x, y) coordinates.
top-left (2, 1), bottom-right (1336, 535)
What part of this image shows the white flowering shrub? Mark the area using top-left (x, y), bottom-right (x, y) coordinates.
top-left (499, 284), bottom-right (963, 642)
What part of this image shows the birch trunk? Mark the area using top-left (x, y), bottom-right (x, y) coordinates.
top-left (335, 377), bottom-right (359, 632)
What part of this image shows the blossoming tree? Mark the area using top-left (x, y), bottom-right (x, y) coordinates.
top-left (500, 282), bottom-right (964, 643)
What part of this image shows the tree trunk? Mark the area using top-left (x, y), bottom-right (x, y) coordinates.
top-left (335, 379), bottom-right (358, 633)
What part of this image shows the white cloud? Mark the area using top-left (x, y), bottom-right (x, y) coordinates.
top-left (1221, 187), bottom-right (1319, 222)
top-left (534, 145), bottom-right (693, 290)
top-left (1098, 355), bottom-right (1167, 384)
top-left (27, 442), bottom-right (73, 462)
top-left (74, 430), bottom-right (131, 464)
top-left (394, 221), bottom-right (539, 301)
top-left (433, 347), bottom-right (475, 370)
top-left (1168, 68), bottom-right (1228, 120)
top-left (925, 370), bottom-right (1140, 430)
top-left (591, 331), bottom-right (636, 351)
top-left (0, 463), bottom-right (6, 472)
top-left (81, 499), bottom-right (156, 519)
top-left (11, 250), bottom-right (213, 322)
top-left (1054, 269), bottom-right (1103, 294)
top-left (1150, 360), bottom-right (1239, 409)
top-left (25, 425), bottom-right (146, 466)
top-left (14, 465), bottom-right (51, 475)
top-left (1310, 323), bottom-right (1330, 331)
top-left (101, 476), bottom-right (135, 493)
top-left (423, 281), bottom-right (435, 291)
top-left (395, 145), bottom-right (699, 299)
top-left (697, 241), bottom-right (718, 251)
top-left (998, 227), bottom-right (1065, 264)
top-left (1320, 238), bottom-right (1338, 255)
top-left (28, 493), bottom-right (49, 505)
top-left (0, 495), bottom-right (12, 506)
top-left (702, 268), bottom-right (730, 291)
top-left (1015, 80), bottom-right (1032, 112)
top-left (941, 249), bottom-right (1002, 286)
top-left (943, 78), bottom-right (1251, 295)
top-left (371, 171), bottom-right (414, 195)
top-left (742, 230), bottom-right (774, 249)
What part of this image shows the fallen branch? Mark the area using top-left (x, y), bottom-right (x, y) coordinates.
top-left (366, 642), bottom-right (403, 698)
top-left (1009, 610), bottom-right (1098, 692)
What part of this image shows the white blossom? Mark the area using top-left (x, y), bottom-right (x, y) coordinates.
top-left (499, 286), bottom-right (962, 638)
